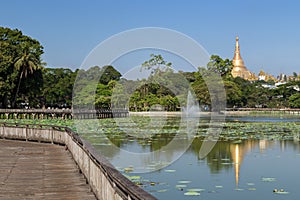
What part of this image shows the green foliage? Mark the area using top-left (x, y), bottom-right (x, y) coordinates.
top-left (0, 26), bottom-right (44, 108)
top-left (141, 54), bottom-right (172, 75)
top-left (289, 93), bottom-right (300, 108)
top-left (99, 65), bottom-right (121, 84)
top-left (206, 55), bottom-right (233, 78)
top-left (42, 68), bottom-right (77, 108)
top-left (191, 71), bottom-right (210, 106)
top-left (72, 66), bottom-right (122, 109)
top-left (119, 54), bottom-right (182, 111)
top-left (0, 30), bottom-right (297, 112)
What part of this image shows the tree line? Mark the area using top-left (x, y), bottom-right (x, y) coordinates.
top-left (1, 27), bottom-right (299, 109)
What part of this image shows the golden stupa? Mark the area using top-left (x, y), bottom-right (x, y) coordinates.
top-left (231, 36), bottom-right (252, 79)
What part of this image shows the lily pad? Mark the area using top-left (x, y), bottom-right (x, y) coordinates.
top-left (187, 188), bottom-right (205, 192)
top-left (275, 191), bottom-right (289, 194)
top-left (157, 189), bottom-right (168, 193)
top-left (178, 180), bottom-right (191, 184)
top-left (165, 169), bottom-right (176, 173)
top-left (221, 162), bottom-right (232, 165)
top-left (184, 191), bottom-right (201, 196)
top-left (235, 188), bottom-right (244, 191)
top-left (126, 175), bottom-right (140, 180)
top-left (221, 158), bottom-right (230, 161)
top-left (123, 167), bottom-right (134, 173)
top-left (261, 177), bottom-right (276, 182)
top-left (176, 184), bottom-right (187, 188)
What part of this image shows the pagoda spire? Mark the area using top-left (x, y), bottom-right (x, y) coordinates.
top-left (231, 36), bottom-right (251, 79)
top-left (232, 36), bottom-right (245, 68)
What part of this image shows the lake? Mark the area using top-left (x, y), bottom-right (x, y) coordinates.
top-left (78, 115), bottom-right (300, 199)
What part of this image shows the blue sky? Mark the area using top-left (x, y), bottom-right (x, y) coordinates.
top-left (1, 0), bottom-right (300, 76)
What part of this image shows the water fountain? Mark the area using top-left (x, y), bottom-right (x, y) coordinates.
top-left (182, 91), bottom-right (201, 117)
top-left (181, 91), bottom-right (200, 139)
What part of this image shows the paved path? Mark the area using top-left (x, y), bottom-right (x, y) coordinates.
top-left (0, 139), bottom-right (97, 200)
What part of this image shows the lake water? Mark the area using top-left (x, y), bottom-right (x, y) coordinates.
top-left (80, 115), bottom-right (300, 199)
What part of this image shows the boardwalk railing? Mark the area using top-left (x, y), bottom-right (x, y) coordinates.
top-left (0, 122), bottom-right (156, 200)
top-left (225, 108), bottom-right (300, 115)
top-left (0, 109), bottom-right (129, 119)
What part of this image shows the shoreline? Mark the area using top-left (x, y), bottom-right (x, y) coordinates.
top-left (129, 111), bottom-right (300, 117)
top-left (129, 111), bottom-right (211, 117)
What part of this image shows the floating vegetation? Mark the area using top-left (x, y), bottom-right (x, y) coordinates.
top-left (125, 175), bottom-right (141, 180)
top-left (184, 191), bottom-right (201, 196)
top-left (149, 182), bottom-right (156, 186)
top-left (273, 189), bottom-right (289, 194)
top-left (232, 139), bottom-right (242, 144)
top-left (157, 189), bottom-right (168, 193)
top-left (165, 169), bottom-right (176, 173)
top-left (221, 158), bottom-right (230, 161)
top-left (3, 117), bottom-right (299, 143)
top-left (3, 116), bottom-right (299, 200)
top-left (123, 166), bottom-right (134, 173)
top-left (176, 184), bottom-right (187, 190)
top-left (187, 188), bottom-right (205, 192)
top-left (235, 188), bottom-right (244, 191)
top-left (221, 162), bottom-right (232, 165)
top-left (261, 177), bottom-right (276, 182)
top-left (178, 180), bottom-right (192, 184)
top-left (275, 191), bottom-right (289, 195)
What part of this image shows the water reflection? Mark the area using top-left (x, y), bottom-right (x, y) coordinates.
top-left (81, 117), bottom-right (300, 199)
top-left (78, 118), bottom-right (300, 200)
top-left (89, 131), bottom-right (300, 176)
top-left (198, 139), bottom-right (300, 188)
top-left (234, 144), bottom-right (240, 188)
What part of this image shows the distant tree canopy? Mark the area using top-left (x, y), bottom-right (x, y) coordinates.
top-left (72, 65), bottom-right (122, 109)
top-left (99, 65), bottom-right (122, 85)
top-left (42, 68), bottom-right (77, 108)
top-left (1, 26), bottom-right (299, 110)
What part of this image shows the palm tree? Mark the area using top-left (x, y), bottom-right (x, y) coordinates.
top-left (12, 47), bottom-right (43, 108)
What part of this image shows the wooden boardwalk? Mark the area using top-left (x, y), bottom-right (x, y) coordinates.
top-left (0, 140), bottom-right (97, 200)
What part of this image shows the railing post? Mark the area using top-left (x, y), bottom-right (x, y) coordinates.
top-left (88, 155), bottom-right (91, 186)
top-left (51, 127), bottom-right (54, 144)
top-left (25, 124), bottom-right (28, 141)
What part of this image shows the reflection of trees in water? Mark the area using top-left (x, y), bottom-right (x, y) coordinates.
top-left (189, 139), bottom-right (260, 174)
top-left (280, 140), bottom-right (300, 152)
top-left (84, 119), bottom-right (300, 174)
top-left (204, 141), bottom-right (233, 174)
top-left (149, 134), bottom-right (175, 151)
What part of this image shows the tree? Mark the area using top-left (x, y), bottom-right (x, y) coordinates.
top-left (289, 93), bottom-right (300, 108)
top-left (293, 72), bottom-right (298, 80)
top-left (223, 80), bottom-right (242, 107)
top-left (0, 27), bottom-right (44, 108)
top-left (191, 71), bottom-right (210, 107)
top-left (99, 65), bottom-right (121, 85)
top-left (192, 55), bottom-right (233, 110)
top-left (42, 68), bottom-right (77, 108)
top-left (206, 55), bottom-right (233, 78)
top-left (126, 54), bottom-right (182, 111)
top-left (141, 54), bottom-right (172, 75)
top-left (13, 45), bottom-right (44, 107)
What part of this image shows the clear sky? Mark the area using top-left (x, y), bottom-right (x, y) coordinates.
top-left (1, 0), bottom-right (300, 76)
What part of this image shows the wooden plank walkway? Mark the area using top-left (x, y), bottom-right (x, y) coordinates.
top-left (0, 140), bottom-right (97, 200)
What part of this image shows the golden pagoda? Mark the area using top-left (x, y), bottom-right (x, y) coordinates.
top-left (231, 36), bottom-right (252, 79)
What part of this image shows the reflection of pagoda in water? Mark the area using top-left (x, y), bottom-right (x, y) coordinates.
top-left (230, 140), bottom-right (257, 188)
top-left (231, 36), bottom-right (256, 80)
top-left (231, 144), bottom-right (244, 188)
